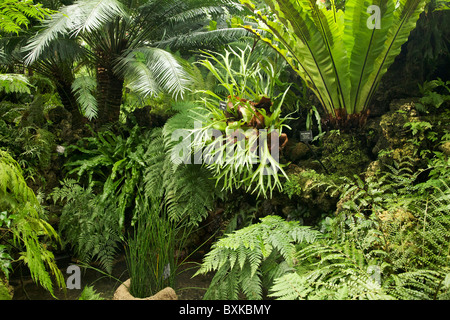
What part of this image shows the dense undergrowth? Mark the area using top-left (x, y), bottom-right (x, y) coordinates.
top-left (0, 0), bottom-right (449, 301)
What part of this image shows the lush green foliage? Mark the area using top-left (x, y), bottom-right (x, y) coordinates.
top-left (22, 0), bottom-right (247, 125)
top-left (198, 149), bottom-right (450, 299)
top-left (0, 74), bottom-right (32, 94)
top-left (49, 125), bottom-right (152, 272)
top-left (416, 78), bottom-right (450, 112)
top-left (52, 118), bottom-right (219, 271)
top-left (274, 156), bottom-right (450, 299)
top-left (240, 0), bottom-right (429, 126)
top-left (144, 123), bottom-right (219, 226)
top-left (187, 45), bottom-right (294, 198)
top-left (126, 196), bottom-right (178, 298)
top-left (0, 0), bottom-right (54, 35)
top-left (0, 0), bottom-right (448, 302)
top-left (0, 99), bottom-right (57, 182)
top-left (64, 125), bottom-right (147, 228)
top-left (0, 150), bottom-right (64, 295)
top-left (195, 215), bottom-right (321, 299)
top-left (50, 179), bottom-right (122, 274)
top-left (78, 285), bottom-right (104, 300)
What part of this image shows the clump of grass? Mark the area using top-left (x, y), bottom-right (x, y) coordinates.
top-left (125, 195), bottom-right (177, 298)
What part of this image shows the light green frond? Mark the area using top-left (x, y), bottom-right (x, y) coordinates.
top-left (0, 150), bottom-right (64, 295)
top-left (0, 74), bottom-right (32, 94)
top-left (23, 0), bottom-right (126, 65)
top-left (117, 47), bottom-right (190, 100)
top-left (195, 215), bottom-right (320, 299)
top-left (71, 75), bottom-right (97, 120)
top-left (241, 0), bottom-right (429, 119)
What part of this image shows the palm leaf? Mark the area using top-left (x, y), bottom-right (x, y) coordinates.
top-left (23, 0), bottom-right (126, 65)
top-left (71, 75), bottom-right (97, 120)
top-left (156, 28), bottom-right (251, 51)
top-left (22, 8), bottom-right (74, 65)
top-left (116, 47), bottom-right (190, 100)
top-left (74, 0), bottom-right (126, 35)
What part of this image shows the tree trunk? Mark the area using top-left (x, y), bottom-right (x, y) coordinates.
top-left (55, 79), bottom-right (85, 129)
top-left (95, 48), bottom-right (124, 128)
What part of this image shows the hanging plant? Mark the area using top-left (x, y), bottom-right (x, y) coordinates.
top-left (187, 45), bottom-right (294, 198)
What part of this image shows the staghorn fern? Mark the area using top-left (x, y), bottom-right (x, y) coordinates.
top-left (191, 45), bottom-right (293, 198)
top-left (195, 215), bottom-right (321, 299)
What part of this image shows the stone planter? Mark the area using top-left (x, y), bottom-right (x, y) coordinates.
top-left (113, 279), bottom-right (177, 300)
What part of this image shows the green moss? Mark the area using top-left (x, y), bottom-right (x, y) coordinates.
top-left (320, 131), bottom-right (371, 177)
top-left (282, 167), bottom-right (340, 218)
top-left (0, 279), bottom-right (12, 300)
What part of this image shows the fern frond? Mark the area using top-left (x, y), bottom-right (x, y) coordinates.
top-left (144, 114), bottom-right (219, 226)
top-left (71, 75), bottom-right (97, 120)
top-left (0, 150), bottom-right (64, 295)
top-left (196, 215), bottom-right (320, 299)
top-left (276, 240), bottom-right (395, 300)
top-left (52, 180), bottom-right (122, 274)
top-left (270, 272), bottom-right (310, 300)
top-left (0, 74), bottom-right (32, 94)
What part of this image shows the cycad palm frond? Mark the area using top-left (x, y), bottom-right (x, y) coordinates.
top-left (23, 0), bottom-right (126, 64)
top-left (71, 74), bottom-right (98, 120)
top-left (156, 28), bottom-right (251, 51)
top-left (23, 0), bottom-right (248, 124)
top-left (116, 47), bottom-right (191, 100)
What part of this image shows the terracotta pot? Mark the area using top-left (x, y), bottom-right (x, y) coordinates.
top-left (113, 279), bottom-right (177, 300)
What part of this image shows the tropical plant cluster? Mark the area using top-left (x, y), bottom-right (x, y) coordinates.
top-left (197, 153), bottom-right (450, 300)
top-left (0, 0), bottom-right (449, 301)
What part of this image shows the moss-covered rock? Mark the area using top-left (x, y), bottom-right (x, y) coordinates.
top-left (0, 278), bottom-right (13, 300)
top-left (282, 165), bottom-right (340, 221)
top-left (285, 139), bottom-right (311, 162)
top-left (439, 141), bottom-right (450, 156)
top-left (373, 100), bottom-right (419, 152)
top-left (364, 160), bottom-right (383, 180)
top-left (320, 130), bottom-right (371, 178)
top-left (372, 99), bottom-right (429, 168)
